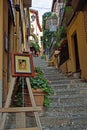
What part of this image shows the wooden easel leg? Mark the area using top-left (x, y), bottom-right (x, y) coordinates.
top-left (0, 77), bottom-right (16, 130)
top-left (0, 77), bottom-right (42, 130)
top-left (26, 78), bottom-right (42, 130)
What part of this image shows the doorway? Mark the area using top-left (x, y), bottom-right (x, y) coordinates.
top-left (73, 33), bottom-right (80, 72)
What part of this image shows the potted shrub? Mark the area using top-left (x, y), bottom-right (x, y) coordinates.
top-left (24, 67), bottom-right (52, 107)
top-left (11, 67), bottom-right (52, 108)
top-left (34, 67), bottom-right (43, 76)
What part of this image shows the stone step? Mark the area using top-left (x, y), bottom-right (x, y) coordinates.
top-left (44, 71), bottom-right (63, 73)
top-left (46, 77), bottom-right (83, 81)
top-left (43, 71), bottom-right (59, 73)
top-left (49, 93), bottom-right (87, 103)
top-left (50, 83), bottom-right (69, 90)
top-left (45, 77), bottom-right (69, 81)
top-left (52, 87), bottom-right (87, 96)
top-left (48, 102), bottom-right (87, 113)
top-left (20, 114), bottom-right (87, 129)
top-left (43, 69), bottom-right (63, 72)
top-left (48, 79), bottom-right (84, 84)
top-left (40, 114), bottom-right (87, 127)
top-left (41, 103), bottom-right (87, 115)
top-left (42, 125), bottom-right (87, 130)
top-left (43, 103), bottom-right (87, 114)
top-left (45, 74), bottom-right (66, 77)
top-left (11, 113), bottom-right (85, 129)
top-left (50, 82), bottom-right (87, 89)
top-left (56, 101), bottom-right (87, 107)
top-left (44, 73), bottom-right (85, 80)
top-left (41, 110), bottom-right (87, 120)
top-left (44, 75), bottom-right (83, 80)
top-left (43, 72), bottom-right (59, 76)
top-left (42, 67), bottom-right (57, 70)
top-left (44, 71), bottom-right (63, 74)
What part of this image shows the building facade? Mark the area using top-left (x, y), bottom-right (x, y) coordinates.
top-left (0, 0), bottom-right (32, 111)
top-left (29, 9), bottom-right (42, 55)
top-left (67, 0), bottom-right (87, 79)
top-left (51, 0), bottom-right (87, 79)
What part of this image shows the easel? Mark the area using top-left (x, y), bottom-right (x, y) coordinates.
top-left (0, 77), bottom-right (42, 130)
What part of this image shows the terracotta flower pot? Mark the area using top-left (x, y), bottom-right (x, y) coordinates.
top-left (24, 88), bottom-right (45, 107)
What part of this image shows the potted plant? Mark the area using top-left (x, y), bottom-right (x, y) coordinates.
top-left (34, 67), bottom-right (43, 76)
top-left (11, 67), bottom-right (52, 108)
top-left (24, 67), bottom-right (52, 107)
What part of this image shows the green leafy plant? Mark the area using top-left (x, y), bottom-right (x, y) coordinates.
top-left (12, 67), bottom-right (52, 107)
top-left (34, 67), bottom-right (43, 76)
top-left (30, 74), bottom-right (52, 107)
top-left (53, 26), bottom-right (67, 49)
top-left (41, 54), bottom-right (46, 60)
top-left (30, 42), bottom-right (40, 52)
top-left (42, 12), bottom-right (57, 50)
top-left (30, 75), bottom-right (51, 93)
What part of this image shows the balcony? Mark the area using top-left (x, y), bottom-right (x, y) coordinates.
top-left (23, 0), bottom-right (32, 8)
top-left (71, 0), bottom-right (79, 11)
top-left (59, 5), bottom-right (73, 25)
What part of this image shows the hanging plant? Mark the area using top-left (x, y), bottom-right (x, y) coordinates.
top-left (56, 26), bottom-right (67, 44)
top-left (30, 33), bottom-right (39, 43)
top-left (30, 42), bottom-right (40, 52)
top-left (53, 41), bottom-right (61, 50)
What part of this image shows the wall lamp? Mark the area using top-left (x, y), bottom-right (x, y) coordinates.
top-left (14, 4), bottom-right (20, 12)
top-left (12, 4), bottom-right (20, 12)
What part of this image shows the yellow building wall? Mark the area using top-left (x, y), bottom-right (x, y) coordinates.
top-left (3, 0), bottom-right (9, 105)
top-left (50, 54), bottom-right (58, 68)
top-left (67, 11), bottom-right (87, 79)
top-left (0, 0), bottom-right (26, 106)
top-left (60, 62), bottom-right (68, 73)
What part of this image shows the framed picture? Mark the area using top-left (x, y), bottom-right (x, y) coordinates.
top-left (11, 52), bottom-right (35, 77)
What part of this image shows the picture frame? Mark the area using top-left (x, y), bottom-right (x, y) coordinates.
top-left (11, 52), bottom-right (35, 77)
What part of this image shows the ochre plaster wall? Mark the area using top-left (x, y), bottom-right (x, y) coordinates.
top-left (3, 0), bottom-right (9, 105)
top-left (60, 62), bottom-right (68, 73)
top-left (50, 54), bottom-right (58, 68)
top-left (67, 11), bottom-right (87, 79)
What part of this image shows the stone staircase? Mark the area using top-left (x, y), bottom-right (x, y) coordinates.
top-left (3, 57), bottom-right (87, 130)
top-left (33, 57), bottom-right (87, 130)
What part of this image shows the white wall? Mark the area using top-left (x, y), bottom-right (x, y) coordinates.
top-left (30, 12), bottom-right (42, 48)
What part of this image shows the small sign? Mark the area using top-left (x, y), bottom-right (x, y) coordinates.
top-left (45, 16), bottom-right (57, 32)
top-left (11, 53), bottom-right (35, 77)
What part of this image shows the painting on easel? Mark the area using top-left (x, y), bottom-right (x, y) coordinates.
top-left (11, 52), bottom-right (35, 77)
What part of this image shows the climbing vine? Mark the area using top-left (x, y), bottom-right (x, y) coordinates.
top-left (42, 12), bottom-right (57, 50)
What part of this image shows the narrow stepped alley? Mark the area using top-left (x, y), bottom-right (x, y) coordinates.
top-left (3, 56), bottom-right (87, 130)
top-left (33, 57), bottom-right (87, 130)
